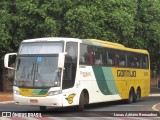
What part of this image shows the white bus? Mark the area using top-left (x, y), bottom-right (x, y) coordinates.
top-left (4, 37), bottom-right (150, 111)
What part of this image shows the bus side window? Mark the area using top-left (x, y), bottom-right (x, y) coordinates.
top-left (80, 44), bottom-right (87, 65)
top-left (88, 47), bottom-right (94, 65)
top-left (134, 57), bottom-right (139, 67)
top-left (134, 54), bottom-right (140, 68)
top-left (79, 44), bottom-right (93, 65)
top-left (80, 56), bottom-right (85, 64)
top-left (107, 49), bottom-right (114, 66)
top-left (108, 59), bottom-right (113, 65)
top-left (95, 59), bottom-right (102, 65)
top-left (127, 52), bottom-right (141, 68)
top-left (128, 53), bottom-right (135, 67)
top-left (142, 55), bottom-right (148, 69)
top-left (102, 48), bottom-right (107, 65)
top-left (63, 42), bottom-right (78, 89)
top-left (114, 52), bottom-right (119, 66)
top-left (118, 51), bottom-right (126, 67)
top-left (94, 47), bottom-right (102, 65)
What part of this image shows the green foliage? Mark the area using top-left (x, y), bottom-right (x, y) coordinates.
top-left (0, 1), bottom-right (13, 55)
top-left (64, 0), bottom-right (137, 44)
top-left (0, 0), bottom-right (160, 74)
top-left (64, 5), bottom-right (106, 39)
top-left (134, 0), bottom-right (160, 75)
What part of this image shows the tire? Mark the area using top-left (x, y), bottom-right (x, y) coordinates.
top-left (134, 88), bottom-right (141, 102)
top-left (40, 106), bottom-right (46, 111)
top-left (136, 89), bottom-right (141, 101)
top-left (79, 92), bottom-right (85, 111)
top-left (127, 88), bottom-right (134, 104)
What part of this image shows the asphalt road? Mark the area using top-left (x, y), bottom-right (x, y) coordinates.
top-left (0, 96), bottom-right (160, 118)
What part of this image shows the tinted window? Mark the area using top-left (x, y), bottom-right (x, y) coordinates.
top-left (66, 42), bottom-right (78, 62)
top-left (94, 47), bottom-right (103, 65)
top-left (80, 44), bottom-right (94, 65)
top-left (127, 52), bottom-right (141, 68)
top-left (107, 49), bottom-right (115, 66)
top-left (102, 48), bottom-right (108, 65)
top-left (142, 55), bottom-right (149, 69)
top-left (62, 42), bottom-right (78, 89)
top-left (79, 44), bottom-right (149, 69)
top-left (117, 50), bottom-right (126, 67)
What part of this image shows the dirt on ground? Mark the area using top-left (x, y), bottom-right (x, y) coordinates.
top-left (0, 92), bottom-right (13, 102)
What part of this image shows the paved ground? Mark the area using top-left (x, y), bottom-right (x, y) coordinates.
top-left (150, 88), bottom-right (160, 94)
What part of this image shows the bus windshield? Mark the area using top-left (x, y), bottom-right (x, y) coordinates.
top-left (14, 41), bottom-right (64, 88)
top-left (14, 56), bottom-right (60, 88)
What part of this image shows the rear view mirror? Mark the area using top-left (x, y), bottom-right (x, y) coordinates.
top-left (4, 53), bottom-right (17, 69)
top-left (58, 53), bottom-right (67, 69)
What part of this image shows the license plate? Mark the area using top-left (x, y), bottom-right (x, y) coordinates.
top-left (30, 99), bottom-right (38, 103)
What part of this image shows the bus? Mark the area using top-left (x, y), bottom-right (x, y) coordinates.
top-left (4, 37), bottom-right (150, 111)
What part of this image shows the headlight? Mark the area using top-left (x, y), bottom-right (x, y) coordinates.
top-left (14, 90), bottom-right (20, 95)
top-left (48, 90), bottom-right (62, 96)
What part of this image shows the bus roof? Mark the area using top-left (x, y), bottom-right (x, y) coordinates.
top-left (22, 37), bottom-right (149, 54)
top-left (82, 39), bottom-right (149, 54)
top-left (86, 39), bottom-right (125, 47)
top-left (22, 37), bottom-right (80, 43)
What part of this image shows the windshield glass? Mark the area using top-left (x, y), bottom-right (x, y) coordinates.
top-left (14, 56), bottom-right (60, 88)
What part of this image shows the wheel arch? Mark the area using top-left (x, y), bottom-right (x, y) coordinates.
top-left (81, 89), bottom-right (89, 105)
top-left (130, 86), bottom-right (135, 93)
top-left (136, 86), bottom-right (141, 91)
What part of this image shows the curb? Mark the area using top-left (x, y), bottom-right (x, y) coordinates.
top-left (0, 101), bottom-right (14, 104)
top-left (149, 94), bottom-right (160, 96)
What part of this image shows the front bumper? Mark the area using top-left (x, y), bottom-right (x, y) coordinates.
top-left (14, 94), bottom-right (63, 107)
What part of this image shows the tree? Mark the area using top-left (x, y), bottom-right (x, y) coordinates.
top-left (64, 0), bottom-right (137, 44)
top-left (0, 0), bottom-right (160, 77)
top-left (134, 0), bottom-right (160, 75)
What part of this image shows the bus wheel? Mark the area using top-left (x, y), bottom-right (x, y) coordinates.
top-left (134, 88), bottom-right (141, 102)
top-left (79, 92), bottom-right (84, 111)
top-left (40, 106), bottom-right (46, 111)
top-left (127, 88), bottom-right (134, 104)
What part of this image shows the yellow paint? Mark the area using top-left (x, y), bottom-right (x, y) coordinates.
top-left (112, 68), bottom-right (150, 99)
top-left (85, 39), bottom-right (150, 99)
top-left (19, 88), bottom-right (34, 96)
top-left (19, 88), bottom-right (48, 97)
top-left (86, 39), bottom-right (148, 54)
top-left (68, 93), bottom-right (76, 104)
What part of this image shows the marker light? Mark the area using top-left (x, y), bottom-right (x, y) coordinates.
top-left (14, 90), bottom-right (20, 95)
top-left (48, 90), bottom-right (62, 96)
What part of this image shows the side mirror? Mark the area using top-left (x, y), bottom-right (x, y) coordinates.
top-left (58, 53), bottom-right (66, 69)
top-left (4, 53), bottom-right (17, 69)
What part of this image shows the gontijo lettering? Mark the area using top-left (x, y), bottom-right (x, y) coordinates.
top-left (117, 70), bottom-right (136, 77)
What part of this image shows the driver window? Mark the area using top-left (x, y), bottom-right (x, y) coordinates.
top-left (62, 42), bottom-right (78, 89)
